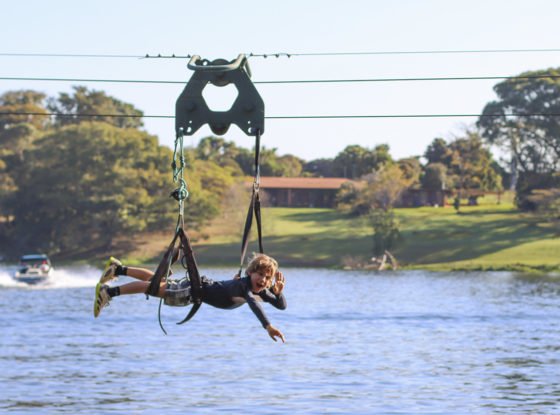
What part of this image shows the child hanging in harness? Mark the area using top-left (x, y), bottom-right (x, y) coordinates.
top-left (93, 253), bottom-right (287, 342)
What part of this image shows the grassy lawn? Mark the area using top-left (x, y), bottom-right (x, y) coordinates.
top-left (110, 192), bottom-right (560, 272)
top-left (394, 207), bottom-right (560, 272)
top-left (192, 207), bottom-right (373, 268)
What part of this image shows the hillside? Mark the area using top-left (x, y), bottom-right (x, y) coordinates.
top-left (103, 193), bottom-right (560, 272)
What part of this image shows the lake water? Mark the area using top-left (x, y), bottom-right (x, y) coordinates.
top-left (1, 265), bottom-right (560, 414)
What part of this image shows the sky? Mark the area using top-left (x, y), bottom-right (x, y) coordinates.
top-left (2, 0), bottom-right (560, 162)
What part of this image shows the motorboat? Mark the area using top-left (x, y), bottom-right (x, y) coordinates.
top-left (13, 254), bottom-right (53, 284)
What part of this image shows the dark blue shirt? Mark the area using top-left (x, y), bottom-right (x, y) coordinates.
top-left (201, 276), bottom-right (287, 328)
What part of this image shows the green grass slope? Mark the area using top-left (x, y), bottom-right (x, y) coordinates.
top-left (192, 196), bottom-right (560, 272)
top-left (394, 207), bottom-right (559, 272)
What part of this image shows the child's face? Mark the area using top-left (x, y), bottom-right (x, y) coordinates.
top-left (249, 270), bottom-right (274, 293)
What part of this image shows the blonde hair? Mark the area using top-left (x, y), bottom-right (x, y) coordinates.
top-left (245, 253), bottom-right (278, 283)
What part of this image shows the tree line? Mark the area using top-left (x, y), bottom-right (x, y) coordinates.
top-left (1, 67), bottom-right (559, 258)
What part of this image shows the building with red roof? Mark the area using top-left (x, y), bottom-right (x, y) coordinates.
top-left (258, 177), bottom-right (361, 208)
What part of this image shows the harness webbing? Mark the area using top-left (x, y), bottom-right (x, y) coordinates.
top-left (238, 129), bottom-right (264, 277)
top-left (176, 229), bottom-right (202, 325)
top-left (146, 129), bottom-right (203, 334)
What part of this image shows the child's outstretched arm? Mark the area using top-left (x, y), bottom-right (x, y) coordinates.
top-left (266, 324), bottom-right (285, 343)
top-left (245, 289), bottom-right (286, 342)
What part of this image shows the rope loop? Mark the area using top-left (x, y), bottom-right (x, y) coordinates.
top-left (172, 130), bottom-right (189, 219)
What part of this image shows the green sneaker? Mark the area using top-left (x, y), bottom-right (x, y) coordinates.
top-left (99, 256), bottom-right (122, 284)
top-left (93, 283), bottom-right (111, 317)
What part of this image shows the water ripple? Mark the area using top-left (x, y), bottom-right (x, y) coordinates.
top-left (2, 267), bottom-right (560, 413)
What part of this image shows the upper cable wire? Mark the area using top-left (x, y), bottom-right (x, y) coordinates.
top-left (1, 74), bottom-right (560, 85)
top-left (249, 48), bottom-right (560, 57)
top-left (1, 48), bottom-right (560, 60)
top-left (0, 52), bottom-right (144, 58)
top-left (2, 111), bottom-right (560, 120)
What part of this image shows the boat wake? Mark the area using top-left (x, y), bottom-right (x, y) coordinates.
top-left (0, 264), bottom-right (101, 289)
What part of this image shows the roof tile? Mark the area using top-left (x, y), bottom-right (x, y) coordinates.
top-left (258, 177), bottom-right (362, 189)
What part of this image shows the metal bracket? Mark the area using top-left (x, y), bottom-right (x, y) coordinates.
top-left (175, 54), bottom-right (264, 136)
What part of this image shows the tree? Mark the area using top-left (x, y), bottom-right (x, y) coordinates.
top-left (189, 158), bottom-right (239, 213)
top-left (362, 164), bottom-right (413, 212)
top-left (0, 91), bottom-right (51, 225)
top-left (5, 122), bottom-right (175, 255)
top-left (477, 68), bottom-right (560, 183)
top-left (233, 146), bottom-right (254, 175)
top-left (196, 136), bottom-right (235, 161)
top-left (0, 90), bottom-right (49, 160)
top-left (302, 158), bottom-right (335, 177)
top-left (194, 136), bottom-right (245, 175)
top-left (257, 147), bottom-right (304, 177)
top-left (397, 157), bottom-right (422, 187)
top-left (336, 165), bottom-right (406, 264)
top-left (444, 131), bottom-right (503, 211)
top-left (370, 209), bottom-right (400, 257)
top-left (276, 154), bottom-right (304, 177)
top-left (450, 131), bottom-right (502, 188)
top-left (0, 90), bottom-right (49, 132)
top-left (515, 171), bottom-right (560, 211)
top-left (370, 144), bottom-right (393, 170)
top-left (422, 132), bottom-right (503, 194)
top-left (334, 145), bottom-right (368, 178)
top-left (424, 138), bottom-right (453, 166)
top-left (0, 157), bottom-right (15, 199)
top-left (48, 86), bottom-right (144, 129)
top-left (336, 182), bottom-right (367, 215)
top-left (526, 187), bottom-right (560, 229)
top-left (258, 146), bottom-right (302, 177)
top-left (421, 163), bottom-right (449, 190)
top-left (333, 144), bottom-right (393, 178)
top-left (337, 164), bottom-right (411, 215)
top-left (194, 136), bottom-right (303, 177)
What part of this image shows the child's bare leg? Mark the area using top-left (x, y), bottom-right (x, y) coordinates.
top-left (118, 280), bottom-right (167, 297)
top-left (119, 280), bottom-right (150, 295)
top-left (125, 267), bottom-right (154, 281)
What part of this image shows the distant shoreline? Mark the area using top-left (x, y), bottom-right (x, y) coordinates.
top-left (44, 198), bottom-right (560, 274)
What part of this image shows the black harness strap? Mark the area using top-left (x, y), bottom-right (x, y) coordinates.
top-left (176, 228), bottom-right (202, 325)
top-left (146, 231), bottom-right (180, 297)
top-left (238, 130), bottom-right (264, 276)
top-left (146, 227), bottom-right (203, 332)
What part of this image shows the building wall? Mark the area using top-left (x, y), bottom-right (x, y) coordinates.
top-left (262, 186), bottom-right (452, 208)
top-left (263, 188), bottom-right (339, 208)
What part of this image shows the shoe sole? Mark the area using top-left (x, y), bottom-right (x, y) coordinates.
top-left (99, 256), bottom-right (119, 284)
top-left (93, 282), bottom-right (102, 317)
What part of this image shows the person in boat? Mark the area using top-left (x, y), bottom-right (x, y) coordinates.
top-left (93, 253), bottom-right (287, 342)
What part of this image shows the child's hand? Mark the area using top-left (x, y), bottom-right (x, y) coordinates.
top-left (272, 271), bottom-right (285, 295)
top-left (233, 273), bottom-right (240, 279)
top-left (266, 324), bottom-right (285, 343)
